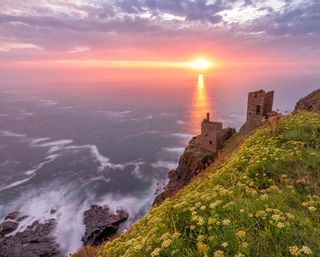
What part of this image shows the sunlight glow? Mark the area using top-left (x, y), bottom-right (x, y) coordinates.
top-left (191, 59), bottom-right (213, 70)
top-left (189, 74), bottom-right (212, 133)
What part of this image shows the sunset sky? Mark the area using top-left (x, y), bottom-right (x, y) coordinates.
top-left (1, 0), bottom-right (320, 81)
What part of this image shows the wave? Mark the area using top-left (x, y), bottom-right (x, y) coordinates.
top-left (176, 120), bottom-right (186, 124)
top-left (162, 147), bottom-right (185, 155)
top-left (170, 133), bottom-right (193, 141)
top-left (125, 130), bottom-right (162, 138)
top-left (151, 160), bottom-right (177, 170)
top-left (98, 110), bottom-right (132, 118)
top-left (0, 176), bottom-right (36, 192)
top-left (130, 115), bottom-right (153, 121)
top-left (0, 130), bottom-right (26, 138)
top-left (0, 154), bottom-right (60, 192)
top-left (39, 99), bottom-right (58, 106)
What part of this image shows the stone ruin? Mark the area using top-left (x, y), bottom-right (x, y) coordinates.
top-left (245, 89), bottom-right (274, 131)
top-left (200, 113), bottom-right (224, 153)
top-left (200, 89), bottom-right (275, 153)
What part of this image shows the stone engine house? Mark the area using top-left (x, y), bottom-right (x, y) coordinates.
top-left (246, 89), bottom-right (274, 131)
top-left (200, 113), bottom-right (223, 153)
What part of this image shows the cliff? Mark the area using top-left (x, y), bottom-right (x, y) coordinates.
top-left (153, 128), bottom-right (236, 206)
top-left (295, 88), bottom-right (320, 112)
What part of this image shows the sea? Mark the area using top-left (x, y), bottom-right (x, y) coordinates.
top-left (0, 72), bottom-right (319, 254)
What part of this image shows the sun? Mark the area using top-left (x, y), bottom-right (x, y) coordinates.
top-left (191, 59), bottom-right (212, 70)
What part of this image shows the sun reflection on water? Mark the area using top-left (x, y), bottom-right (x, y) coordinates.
top-left (189, 74), bottom-right (213, 134)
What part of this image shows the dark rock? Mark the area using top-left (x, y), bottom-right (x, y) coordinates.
top-left (50, 209), bottom-right (57, 215)
top-left (82, 205), bottom-right (128, 245)
top-left (0, 219), bottom-right (60, 257)
top-left (295, 88), bottom-right (320, 112)
top-left (220, 127), bottom-right (236, 146)
top-left (4, 211), bottom-right (20, 221)
top-left (4, 211), bottom-right (28, 223)
top-left (0, 221), bottom-right (18, 236)
top-left (17, 215), bottom-right (28, 222)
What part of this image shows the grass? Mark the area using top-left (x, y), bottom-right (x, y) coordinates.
top-left (76, 111), bottom-right (320, 257)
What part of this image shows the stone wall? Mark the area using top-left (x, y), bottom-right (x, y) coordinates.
top-left (200, 119), bottom-right (223, 153)
top-left (246, 90), bottom-right (274, 131)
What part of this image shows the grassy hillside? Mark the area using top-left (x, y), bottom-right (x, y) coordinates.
top-left (80, 111), bottom-right (320, 257)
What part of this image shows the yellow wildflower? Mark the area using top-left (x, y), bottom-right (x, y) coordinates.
top-left (214, 250), bottom-right (225, 257)
top-left (151, 248), bottom-right (161, 257)
top-left (289, 246), bottom-right (300, 256)
top-left (236, 230), bottom-right (246, 238)
top-left (222, 219), bottom-right (230, 225)
top-left (301, 246), bottom-right (312, 255)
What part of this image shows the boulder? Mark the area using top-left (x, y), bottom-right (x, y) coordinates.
top-left (0, 221), bottom-right (18, 236)
top-left (0, 219), bottom-right (60, 257)
top-left (81, 205), bottom-right (128, 245)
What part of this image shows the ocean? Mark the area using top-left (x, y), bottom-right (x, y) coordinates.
top-left (0, 73), bottom-right (319, 254)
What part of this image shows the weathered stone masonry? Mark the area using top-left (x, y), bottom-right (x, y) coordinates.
top-left (245, 89), bottom-right (274, 131)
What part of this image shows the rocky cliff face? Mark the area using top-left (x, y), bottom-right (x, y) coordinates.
top-left (295, 89), bottom-right (320, 112)
top-left (153, 128), bottom-right (235, 205)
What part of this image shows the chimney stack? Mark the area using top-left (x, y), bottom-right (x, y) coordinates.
top-left (206, 112), bottom-right (210, 121)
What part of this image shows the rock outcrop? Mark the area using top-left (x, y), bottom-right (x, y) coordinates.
top-left (153, 128), bottom-right (235, 205)
top-left (82, 205), bottom-right (129, 245)
top-left (0, 218), bottom-right (60, 257)
top-left (295, 88), bottom-right (320, 112)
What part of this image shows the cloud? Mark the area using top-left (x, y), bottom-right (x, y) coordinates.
top-left (68, 46), bottom-right (91, 53)
top-left (0, 42), bottom-right (42, 52)
top-left (0, 0), bottom-right (319, 63)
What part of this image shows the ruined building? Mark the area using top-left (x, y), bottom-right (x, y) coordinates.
top-left (200, 113), bottom-right (223, 153)
top-left (245, 89), bottom-right (274, 131)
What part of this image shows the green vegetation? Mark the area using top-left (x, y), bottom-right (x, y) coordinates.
top-left (89, 112), bottom-right (320, 257)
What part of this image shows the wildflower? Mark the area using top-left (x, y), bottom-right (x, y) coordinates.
top-left (197, 242), bottom-right (209, 254)
top-left (260, 194), bottom-right (268, 200)
top-left (161, 239), bottom-right (172, 248)
top-left (289, 246), bottom-right (300, 256)
top-left (276, 222), bottom-right (285, 228)
top-left (172, 232), bottom-right (181, 239)
top-left (208, 217), bottom-right (217, 225)
top-left (221, 242), bottom-right (228, 248)
top-left (240, 209), bottom-right (245, 213)
top-left (301, 246), bottom-right (312, 255)
top-left (200, 205), bottom-right (206, 210)
top-left (286, 213), bottom-right (295, 219)
top-left (241, 242), bottom-right (249, 248)
top-left (210, 200), bottom-right (223, 209)
top-left (236, 230), bottom-right (246, 238)
top-left (222, 219), bottom-right (230, 226)
top-left (271, 214), bottom-right (282, 221)
top-left (214, 250), bottom-right (225, 257)
top-left (255, 210), bottom-right (267, 219)
top-left (198, 217), bottom-right (205, 226)
top-left (235, 253), bottom-right (245, 257)
top-left (308, 206), bottom-right (316, 212)
top-left (190, 225), bottom-right (195, 230)
top-left (151, 248), bottom-right (161, 257)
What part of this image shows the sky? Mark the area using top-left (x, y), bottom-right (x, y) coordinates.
top-left (1, 0), bottom-right (320, 81)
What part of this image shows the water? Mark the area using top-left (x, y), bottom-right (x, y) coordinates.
top-left (0, 73), bottom-right (319, 254)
